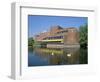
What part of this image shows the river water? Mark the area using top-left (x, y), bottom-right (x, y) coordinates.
top-left (28, 48), bottom-right (87, 66)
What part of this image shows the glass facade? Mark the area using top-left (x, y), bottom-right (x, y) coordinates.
top-left (44, 36), bottom-right (63, 40)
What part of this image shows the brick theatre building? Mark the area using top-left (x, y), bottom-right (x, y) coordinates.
top-left (34, 26), bottom-right (80, 48)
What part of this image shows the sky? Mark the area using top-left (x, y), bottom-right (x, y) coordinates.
top-left (28, 15), bottom-right (88, 37)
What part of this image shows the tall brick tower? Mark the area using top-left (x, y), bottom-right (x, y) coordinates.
top-left (64, 27), bottom-right (79, 45)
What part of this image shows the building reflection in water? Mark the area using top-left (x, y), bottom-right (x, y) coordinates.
top-left (32, 48), bottom-right (80, 65)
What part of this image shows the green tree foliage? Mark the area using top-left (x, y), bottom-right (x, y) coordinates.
top-left (79, 24), bottom-right (88, 48)
top-left (28, 37), bottom-right (34, 47)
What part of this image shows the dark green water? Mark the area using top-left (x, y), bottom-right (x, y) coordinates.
top-left (28, 48), bottom-right (88, 66)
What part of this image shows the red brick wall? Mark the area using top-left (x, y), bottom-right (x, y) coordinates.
top-left (35, 26), bottom-right (63, 41)
top-left (35, 32), bottom-right (50, 41)
top-left (49, 26), bottom-right (63, 36)
top-left (64, 28), bottom-right (79, 45)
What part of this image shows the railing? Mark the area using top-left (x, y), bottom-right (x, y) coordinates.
top-left (42, 39), bottom-right (63, 43)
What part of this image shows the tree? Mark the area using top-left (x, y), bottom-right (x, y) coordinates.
top-left (28, 37), bottom-right (34, 47)
top-left (79, 24), bottom-right (88, 48)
